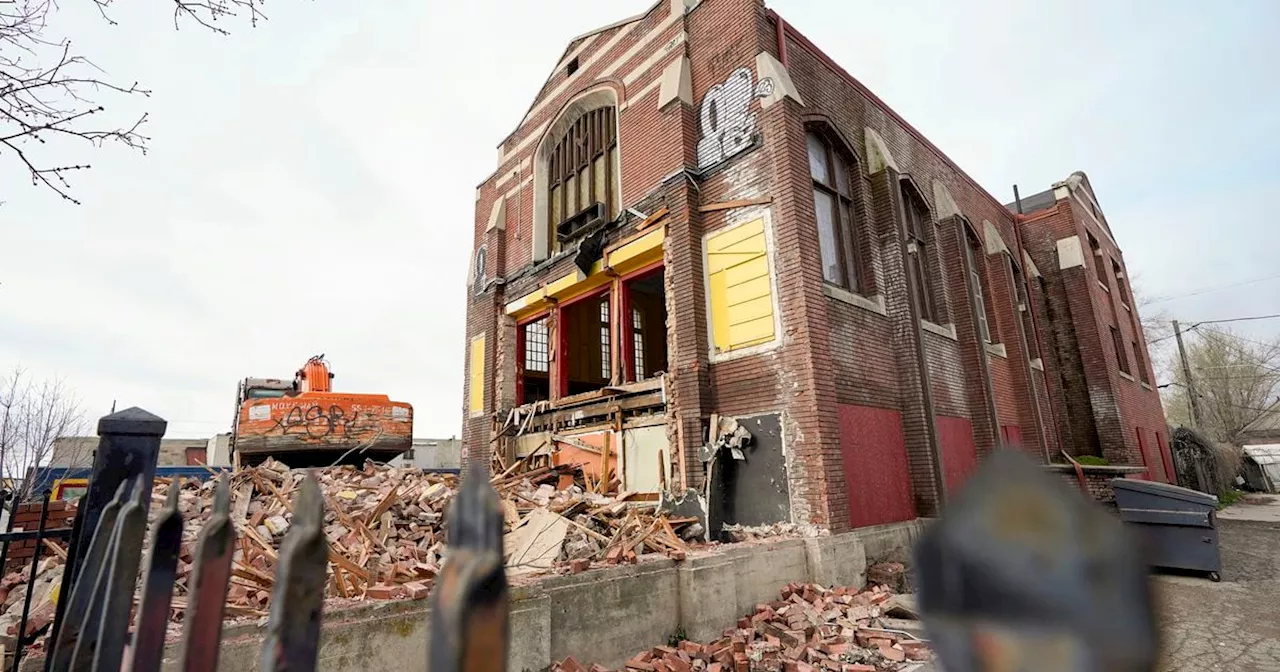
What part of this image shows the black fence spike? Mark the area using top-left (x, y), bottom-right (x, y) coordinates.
top-left (428, 462), bottom-right (508, 672)
top-left (259, 474), bottom-right (329, 672)
top-left (49, 480), bottom-right (131, 672)
top-left (179, 475), bottom-right (236, 672)
top-left (89, 475), bottom-right (150, 672)
top-left (129, 480), bottom-right (185, 672)
top-left (10, 490), bottom-right (56, 672)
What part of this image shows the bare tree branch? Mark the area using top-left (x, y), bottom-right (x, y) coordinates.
top-left (1, 0), bottom-right (276, 205)
top-left (1162, 326), bottom-right (1280, 445)
top-left (0, 366), bottom-right (88, 503)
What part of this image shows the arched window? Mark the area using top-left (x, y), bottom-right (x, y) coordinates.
top-left (900, 182), bottom-right (937, 322)
top-left (963, 227), bottom-right (996, 343)
top-left (806, 129), bottom-right (864, 292)
top-left (534, 88), bottom-right (621, 261)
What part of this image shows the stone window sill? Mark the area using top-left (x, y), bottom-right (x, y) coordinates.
top-left (1141, 381), bottom-right (1153, 391)
top-left (985, 342), bottom-right (1008, 358)
top-left (1098, 281), bottom-right (1110, 292)
top-left (1118, 370), bottom-right (1134, 382)
top-left (1030, 358), bottom-right (1044, 371)
top-left (823, 284), bottom-right (887, 317)
top-left (921, 320), bottom-right (957, 341)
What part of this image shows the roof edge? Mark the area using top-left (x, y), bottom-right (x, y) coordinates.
top-left (496, 0), bottom-right (661, 149)
top-left (768, 9), bottom-right (1017, 228)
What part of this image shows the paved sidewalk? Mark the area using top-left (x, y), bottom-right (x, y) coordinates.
top-left (1156, 518), bottom-right (1280, 670)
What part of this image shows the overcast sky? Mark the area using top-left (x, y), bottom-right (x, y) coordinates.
top-left (2, 0), bottom-right (1277, 440)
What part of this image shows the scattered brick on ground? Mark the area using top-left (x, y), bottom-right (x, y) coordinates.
top-left (550, 582), bottom-right (933, 672)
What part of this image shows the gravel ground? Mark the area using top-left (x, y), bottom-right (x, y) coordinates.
top-left (1156, 518), bottom-right (1280, 671)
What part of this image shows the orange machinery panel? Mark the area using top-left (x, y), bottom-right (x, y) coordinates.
top-left (235, 393), bottom-right (412, 466)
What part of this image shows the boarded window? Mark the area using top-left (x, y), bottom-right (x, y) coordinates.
top-left (1133, 340), bottom-right (1149, 384)
top-left (1110, 326), bottom-right (1130, 375)
top-left (1112, 258), bottom-right (1131, 307)
top-left (468, 334), bottom-right (486, 416)
top-left (707, 219), bottom-right (775, 354)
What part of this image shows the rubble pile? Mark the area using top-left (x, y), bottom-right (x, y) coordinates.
top-left (552, 582), bottom-right (932, 672)
top-left (0, 458), bottom-right (704, 627)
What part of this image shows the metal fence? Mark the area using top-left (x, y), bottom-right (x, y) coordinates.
top-left (0, 406), bottom-right (505, 672)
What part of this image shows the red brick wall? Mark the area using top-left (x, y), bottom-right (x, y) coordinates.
top-left (4, 501), bottom-right (75, 574)
top-left (1020, 185), bottom-right (1169, 473)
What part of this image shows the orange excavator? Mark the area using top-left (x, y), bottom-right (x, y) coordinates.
top-left (229, 354), bottom-right (413, 468)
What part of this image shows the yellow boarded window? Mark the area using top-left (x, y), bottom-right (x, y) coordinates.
top-left (707, 218), bottom-right (775, 353)
top-left (469, 334), bottom-right (486, 416)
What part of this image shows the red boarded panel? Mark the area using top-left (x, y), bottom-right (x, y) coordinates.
top-left (936, 416), bottom-right (978, 493)
top-left (999, 425), bottom-right (1024, 449)
top-left (838, 404), bottom-right (916, 528)
top-left (1137, 428), bottom-right (1168, 483)
top-left (1156, 431), bottom-right (1177, 486)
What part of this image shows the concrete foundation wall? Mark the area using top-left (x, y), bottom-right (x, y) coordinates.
top-left (62, 521), bottom-right (924, 672)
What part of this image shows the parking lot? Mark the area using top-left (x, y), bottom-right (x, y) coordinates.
top-left (1156, 496), bottom-right (1280, 670)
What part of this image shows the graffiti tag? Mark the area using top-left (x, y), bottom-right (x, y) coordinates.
top-left (271, 404), bottom-right (378, 439)
top-left (695, 67), bottom-right (774, 171)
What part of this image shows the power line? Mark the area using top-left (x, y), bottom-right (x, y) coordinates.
top-left (1145, 272), bottom-right (1280, 305)
top-left (1147, 313), bottom-right (1280, 346)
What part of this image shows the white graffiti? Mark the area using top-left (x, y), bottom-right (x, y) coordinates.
top-left (696, 67), bottom-right (774, 171)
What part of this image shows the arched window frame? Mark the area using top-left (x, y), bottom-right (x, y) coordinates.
top-left (899, 177), bottom-right (942, 323)
top-left (533, 86), bottom-right (622, 262)
top-left (804, 124), bottom-right (868, 294)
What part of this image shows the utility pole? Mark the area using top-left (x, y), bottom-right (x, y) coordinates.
top-left (1172, 320), bottom-right (1204, 428)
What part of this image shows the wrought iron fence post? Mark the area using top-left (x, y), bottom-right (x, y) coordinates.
top-left (65, 408), bottom-right (166, 586)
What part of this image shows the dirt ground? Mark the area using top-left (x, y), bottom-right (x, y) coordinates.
top-left (1156, 498), bottom-right (1280, 671)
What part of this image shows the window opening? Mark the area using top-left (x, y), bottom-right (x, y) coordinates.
top-left (964, 229), bottom-right (994, 343)
top-left (806, 131), bottom-right (862, 291)
top-left (561, 292), bottom-right (613, 396)
top-left (1112, 258), bottom-right (1131, 307)
top-left (1087, 232), bottom-right (1108, 288)
top-left (1111, 325), bottom-right (1130, 374)
top-left (625, 269), bottom-right (667, 382)
top-left (902, 185), bottom-right (937, 322)
top-left (519, 317), bottom-right (551, 404)
top-left (548, 106), bottom-right (618, 254)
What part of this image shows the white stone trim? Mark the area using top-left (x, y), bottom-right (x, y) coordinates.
top-left (865, 127), bottom-right (899, 174)
top-left (486, 199), bottom-right (506, 232)
top-left (985, 342), bottom-right (1007, 359)
top-left (920, 320), bottom-right (957, 341)
top-left (983, 220), bottom-right (1010, 256)
top-left (1056, 235), bottom-right (1084, 270)
top-left (657, 56), bottom-right (692, 109)
top-left (755, 51), bottom-right (803, 110)
top-left (1030, 358), bottom-right (1044, 371)
top-left (932, 181), bottom-right (961, 220)
top-left (823, 285), bottom-right (887, 316)
top-left (1118, 370), bottom-right (1134, 382)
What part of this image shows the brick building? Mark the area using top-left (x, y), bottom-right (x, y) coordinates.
top-left (461, 0), bottom-right (1170, 533)
top-left (1017, 173), bottom-right (1174, 479)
